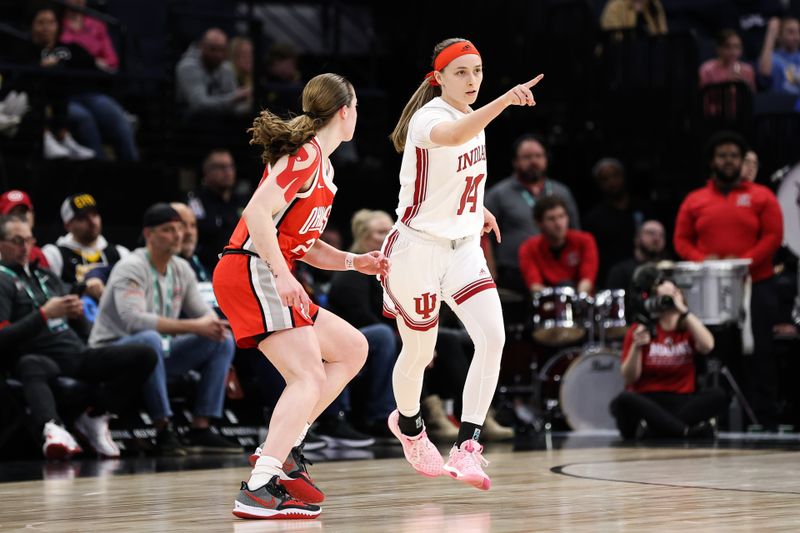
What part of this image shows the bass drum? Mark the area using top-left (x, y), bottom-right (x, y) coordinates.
top-left (777, 162), bottom-right (800, 257)
top-left (538, 346), bottom-right (624, 431)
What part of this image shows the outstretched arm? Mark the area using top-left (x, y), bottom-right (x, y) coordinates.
top-left (301, 239), bottom-right (390, 277)
top-left (430, 74), bottom-right (544, 147)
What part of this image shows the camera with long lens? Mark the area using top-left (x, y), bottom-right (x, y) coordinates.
top-left (642, 294), bottom-right (676, 317)
top-left (627, 264), bottom-right (676, 336)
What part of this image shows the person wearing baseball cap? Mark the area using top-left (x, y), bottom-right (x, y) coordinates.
top-left (88, 202), bottom-right (238, 455)
top-left (0, 189), bottom-right (49, 268)
top-left (41, 193), bottom-right (129, 302)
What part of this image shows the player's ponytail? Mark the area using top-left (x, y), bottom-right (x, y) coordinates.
top-left (389, 37), bottom-right (470, 153)
top-left (250, 73), bottom-right (354, 165)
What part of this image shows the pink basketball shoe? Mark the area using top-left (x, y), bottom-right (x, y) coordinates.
top-left (443, 439), bottom-right (491, 490)
top-left (387, 410), bottom-right (443, 477)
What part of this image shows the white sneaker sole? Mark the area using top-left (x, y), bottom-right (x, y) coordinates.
top-left (232, 500), bottom-right (321, 519)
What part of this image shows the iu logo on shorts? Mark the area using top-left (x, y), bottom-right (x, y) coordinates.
top-left (414, 292), bottom-right (437, 319)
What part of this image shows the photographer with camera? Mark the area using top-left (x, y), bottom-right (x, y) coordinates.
top-left (610, 265), bottom-right (728, 440)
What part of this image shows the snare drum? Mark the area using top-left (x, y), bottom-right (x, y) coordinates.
top-left (594, 289), bottom-right (627, 340)
top-left (663, 260), bottom-right (751, 325)
top-left (539, 346), bottom-right (624, 431)
top-left (531, 287), bottom-right (593, 346)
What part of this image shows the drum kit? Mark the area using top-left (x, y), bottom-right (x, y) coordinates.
top-left (525, 286), bottom-right (628, 432)
top-left (510, 257), bottom-right (752, 432)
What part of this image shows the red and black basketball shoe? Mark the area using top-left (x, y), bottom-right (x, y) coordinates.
top-left (233, 477), bottom-right (321, 520)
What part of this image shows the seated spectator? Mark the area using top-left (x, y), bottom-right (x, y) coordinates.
top-left (0, 214), bottom-right (157, 458)
top-left (17, 6), bottom-right (93, 160)
top-left (42, 193), bottom-right (129, 304)
top-left (0, 190), bottom-right (49, 268)
top-left (321, 210), bottom-right (398, 443)
top-left (600, 0), bottom-right (668, 36)
top-left (758, 16), bottom-right (800, 95)
top-left (60, 0), bottom-right (119, 72)
top-left (187, 149), bottom-right (247, 272)
top-left (169, 202), bottom-right (210, 282)
top-left (88, 203), bottom-right (238, 455)
top-left (229, 36), bottom-right (253, 91)
top-left (22, 6), bottom-right (137, 160)
top-left (170, 202), bottom-right (221, 319)
top-left (258, 42), bottom-right (304, 117)
top-left (700, 29), bottom-right (756, 118)
top-left (610, 268), bottom-right (728, 440)
top-left (700, 29), bottom-right (756, 90)
top-left (175, 28), bottom-right (252, 119)
top-left (483, 134), bottom-right (580, 295)
top-left (584, 157), bottom-right (653, 288)
top-left (606, 220), bottom-right (668, 291)
top-left (741, 149), bottom-right (759, 182)
top-left (519, 195), bottom-right (599, 295)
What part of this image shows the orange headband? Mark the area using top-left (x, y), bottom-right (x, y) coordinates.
top-left (425, 41), bottom-right (481, 87)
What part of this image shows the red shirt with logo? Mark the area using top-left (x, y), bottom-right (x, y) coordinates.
top-left (518, 229), bottom-right (599, 288)
top-left (673, 179), bottom-right (783, 282)
top-left (622, 323), bottom-right (697, 394)
top-left (225, 138), bottom-right (336, 269)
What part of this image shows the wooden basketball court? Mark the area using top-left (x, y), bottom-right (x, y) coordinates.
top-left (1, 444), bottom-right (798, 532)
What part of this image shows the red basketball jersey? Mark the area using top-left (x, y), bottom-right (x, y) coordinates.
top-left (225, 138), bottom-right (336, 268)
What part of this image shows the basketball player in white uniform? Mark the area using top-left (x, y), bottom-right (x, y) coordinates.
top-left (381, 37), bottom-right (543, 490)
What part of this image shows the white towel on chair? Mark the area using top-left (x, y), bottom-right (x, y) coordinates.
top-left (741, 275), bottom-right (754, 355)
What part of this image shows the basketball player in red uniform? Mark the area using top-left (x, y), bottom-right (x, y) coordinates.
top-left (213, 73), bottom-right (390, 520)
top-left (381, 37), bottom-right (543, 490)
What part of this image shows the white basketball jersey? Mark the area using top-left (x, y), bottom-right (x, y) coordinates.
top-left (395, 97), bottom-right (487, 240)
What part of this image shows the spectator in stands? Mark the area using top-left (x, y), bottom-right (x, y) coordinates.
top-left (16, 6), bottom-right (94, 160)
top-left (519, 195), bottom-right (599, 295)
top-left (700, 30), bottom-right (756, 91)
top-left (229, 36), bottom-right (253, 92)
top-left (24, 5), bottom-right (138, 161)
top-left (674, 130), bottom-right (783, 428)
top-left (600, 0), bottom-right (668, 36)
top-left (188, 149), bottom-right (247, 271)
top-left (175, 28), bottom-right (252, 119)
top-left (0, 214), bottom-right (157, 458)
top-left (263, 42), bottom-right (302, 85)
top-left (741, 149), bottom-right (760, 182)
top-left (258, 42), bottom-right (304, 117)
top-left (606, 219), bottom-right (667, 290)
top-left (584, 157), bottom-right (653, 289)
top-left (88, 203), bottom-right (239, 455)
top-left (483, 134), bottom-right (580, 295)
top-left (42, 193), bottom-right (129, 304)
top-left (610, 267), bottom-right (727, 440)
top-left (0, 190), bottom-right (49, 268)
top-left (169, 202), bottom-right (210, 283)
top-left (60, 0), bottom-right (119, 72)
top-left (321, 209), bottom-right (399, 443)
top-left (758, 16), bottom-right (800, 95)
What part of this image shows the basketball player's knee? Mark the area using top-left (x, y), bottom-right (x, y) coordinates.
top-left (484, 325), bottom-right (506, 355)
top-left (299, 363), bottom-right (327, 395)
top-left (345, 331), bottom-right (369, 372)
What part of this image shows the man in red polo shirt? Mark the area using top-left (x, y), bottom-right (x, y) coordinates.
top-left (674, 130), bottom-right (783, 428)
top-left (518, 195), bottom-right (599, 294)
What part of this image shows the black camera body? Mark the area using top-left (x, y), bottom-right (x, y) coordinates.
top-left (642, 294), bottom-right (675, 317)
top-left (626, 264), bottom-right (677, 336)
